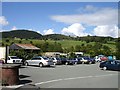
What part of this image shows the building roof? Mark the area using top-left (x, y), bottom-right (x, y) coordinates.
top-left (10, 43), bottom-right (40, 50)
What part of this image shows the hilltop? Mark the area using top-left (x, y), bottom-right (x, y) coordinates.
top-left (1, 30), bottom-right (117, 43)
top-left (1, 30), bottom-right (43, 39)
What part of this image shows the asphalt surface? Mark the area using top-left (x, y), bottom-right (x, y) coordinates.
top-left (18, 63), bottom-right (119, 88)
top-left (2, 63), bottom-right (119, 89)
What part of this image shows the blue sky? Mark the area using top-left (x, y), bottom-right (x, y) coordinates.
top-left (1, 2), bottom-right (118, 37)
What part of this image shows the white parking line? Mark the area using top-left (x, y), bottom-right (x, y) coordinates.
top-left (35, 74), bottom-right (117, 85)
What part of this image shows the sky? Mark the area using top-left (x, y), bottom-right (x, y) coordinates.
top-left (1, 2), bottom-right (119, 38)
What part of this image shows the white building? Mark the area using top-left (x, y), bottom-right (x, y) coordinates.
top-left (0, 47), bottom-right (6, 60)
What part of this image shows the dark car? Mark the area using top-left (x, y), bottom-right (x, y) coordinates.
top-left (50, 57), bottom-right (62, 65)
top-left (76, 57), bottom-right (84, 64)
top-left (61, 58), bottom-right (77, 65)
top-left (66, 58), bottom-right (77, 65)
top-left (99, 60), bottom-right (120, 71)
top-left (82, 57), bottom-right (96, 64)
top-left (89, 58), bottom-right (96, 64)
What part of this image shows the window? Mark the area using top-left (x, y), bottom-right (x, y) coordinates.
top-left (111, 61), bottom-right (116, 65)
top-left (32, 57), bottom-right (41, 60)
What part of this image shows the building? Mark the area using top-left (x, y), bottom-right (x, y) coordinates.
top-left (9, 43), bottom-right (40, 51)
top-left (0, 47), bottom-right (6, 59)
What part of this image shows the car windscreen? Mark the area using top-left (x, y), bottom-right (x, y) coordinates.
top-left (10, 56), bottom-right (20, 59)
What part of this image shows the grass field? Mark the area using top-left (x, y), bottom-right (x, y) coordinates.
top-left (1, 38), bottom-right (116, 52)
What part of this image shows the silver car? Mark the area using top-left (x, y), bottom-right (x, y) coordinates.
top-left (25, 56), bottom-right (55, 67)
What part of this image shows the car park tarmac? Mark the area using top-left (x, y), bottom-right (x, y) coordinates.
top-left (3, 63), bottom-right (119, 89)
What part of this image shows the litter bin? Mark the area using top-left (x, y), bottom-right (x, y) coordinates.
top-left (0, 64), bottom-right (20, 86)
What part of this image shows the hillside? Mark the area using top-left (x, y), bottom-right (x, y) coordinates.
top-left (44, 34), bottom-right (72, 40)
top-left (1, 30), bottom-right (117, 43)
top-left (1, 30), bottom-right (43, 39)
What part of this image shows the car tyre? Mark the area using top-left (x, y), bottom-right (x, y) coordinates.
top-left (75, 62), bottom-right (77, 65)
top-left (89, 62), bottom-right (92, 64)
top-left (25, 62), bottom-right (29, 66)
top-left (65, 62), bottom-right (68, 65)
top-left (39, 63), bottom-right (43, 68)
top-left (53, 63), bottom-right (56, 68)
top-left (103, 67), bottom-right (107, 70)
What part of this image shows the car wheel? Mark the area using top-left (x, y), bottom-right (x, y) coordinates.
top-left (103, 67), bottom-right (107, 70)
top-left (54, 62), bottom-right (56, 66)
top-left (65, 62), bottom-right (68, 65)
top-left (39, 63), bottom-right (43, 68)
top-left (25, 62), bottom-right (29, 66)
top-left (53, 63), bottom-right (56, 68)
top-left (89, 62), bottom-right (92, 64)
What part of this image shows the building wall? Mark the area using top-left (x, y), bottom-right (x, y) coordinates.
top-left (0, 47), bottom-right (6, 59)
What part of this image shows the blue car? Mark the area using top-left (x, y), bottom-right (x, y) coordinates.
top-left (82, 57), bottom-right (96, 64)
top-left (99, 60), bottom-right (120, 71)
top-left (61, 58), bottom-right (77, 65)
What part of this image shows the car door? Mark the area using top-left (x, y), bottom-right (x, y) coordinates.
top-left (112, 61), bottom-right (120, 71)
top-left (116, 61), bottom-right (120, 71)
top-left (34, 57), bottom-right (41, 66)
top-left (104, 61), bottom-right (111, 69)
top-left (29, 58), bottom-right (36, 65)
top-left (109, 61), bottom-right (117, 70)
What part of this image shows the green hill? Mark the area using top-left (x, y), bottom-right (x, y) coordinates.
top-left (44, 34), bottom-right (72, 40)
top-left (1, 30), bottom-right (43, 39)
top-left (1, 30), bottom-right (117, 43)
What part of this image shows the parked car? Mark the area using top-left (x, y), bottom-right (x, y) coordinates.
top-left (66, 58), bottom-right (77, 65)
top-left (100, 56), bottom-right (108, 62)
top-left (81, 57), bottom-right (91, 64)
top-left (50, 57), bottom-right (62, 65)
top-left (82, 57), bottom-right (96, 64)
top-left (7, 56), bottom-right (22, 64)
top-left (25, 56), bottom-right (55, 67)
top-left (89, 58), bottom-right (96, 64)
top-left (61, 58), bottom-right (77, 65)
top-left (94, 56), bottom-right (101, 62)
top-left (76, 57), bottom-right (84, 64)
top-left (61, 58), bottom-right (67, 65)
top-left (99, 60), bottom-right (120, 71)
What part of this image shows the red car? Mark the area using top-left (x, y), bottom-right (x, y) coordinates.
top-left (100, 57), bottom-right (108, 61)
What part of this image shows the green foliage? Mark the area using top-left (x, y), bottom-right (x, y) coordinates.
top-left (9, 49), bottom-right (38, 60)
top-left (1, 29), bottom-right (117, 58)
top-left (116, 38), bottom-right (120, 59)
top-left (34, 41), bottom-right (63, 53)
top-left (68, 52), bottom-right (76, 59)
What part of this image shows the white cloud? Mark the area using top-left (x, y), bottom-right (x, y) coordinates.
top-left (51, 7), bottom-right (117, 26)
top-left (11, 26), bottom-right (17, 30)
top-left (43, 29), bottom-right (55, 35)
top-left (61, 23), bottom-right (89, 37)
top-left (0, 16), bottom-right (9, 26)
top-left (93, 25), bottom-right (118, 38)
top-left (36, 31), bottom-right (41, 34)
